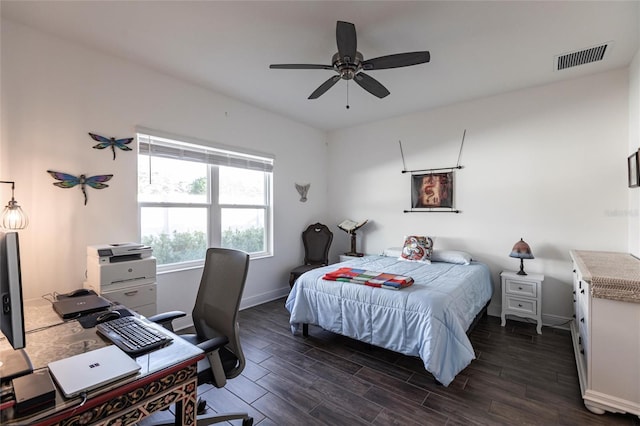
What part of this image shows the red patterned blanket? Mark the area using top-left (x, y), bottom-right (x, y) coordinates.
top-left (323, 267), bottom-right (414, 290)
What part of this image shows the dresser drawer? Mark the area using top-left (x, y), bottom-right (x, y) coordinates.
top-left (505, 296), bottom-right (537, 315)
top-left (505, 278), bottom-right (537, 298)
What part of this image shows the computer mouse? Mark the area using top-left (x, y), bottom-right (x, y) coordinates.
top-left (96, 310), bottom-right (121, 324)
top-left (64, 288), bottom-right (92, 298)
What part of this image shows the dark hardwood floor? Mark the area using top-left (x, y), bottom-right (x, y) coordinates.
top-left (142, 298), bottom-right (640, 425)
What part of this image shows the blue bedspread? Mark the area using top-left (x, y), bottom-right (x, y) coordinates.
top-left (285, 255), bottom-right (493, 386)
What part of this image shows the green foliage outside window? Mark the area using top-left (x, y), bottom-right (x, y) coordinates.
top-left (222, 226), bottom-right (265, 253)
top-left (142, 230), bottom-right (207, 264)
top-left (143, 226), bottom-right (264, 265)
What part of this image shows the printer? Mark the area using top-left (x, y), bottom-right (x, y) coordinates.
top-left (87, 242), bottom-right (153, 264)
top-left (86, 243), bottom-right (156, 291)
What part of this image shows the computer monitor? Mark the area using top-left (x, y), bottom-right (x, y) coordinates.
top-left (0, 231), bottom-right (33, 382)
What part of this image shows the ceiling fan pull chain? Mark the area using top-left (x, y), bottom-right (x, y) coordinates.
top-left (346, 80), bottom-right (350, 109)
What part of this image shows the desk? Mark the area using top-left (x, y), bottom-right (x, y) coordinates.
top-left (1, 298), bottom-right (204, 425)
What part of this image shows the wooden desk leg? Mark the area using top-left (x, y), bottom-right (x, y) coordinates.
top-left (174, 377), bottom-right (198, 425)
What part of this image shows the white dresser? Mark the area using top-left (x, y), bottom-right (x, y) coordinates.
top-left (570, 250), bottom-right (640, 418)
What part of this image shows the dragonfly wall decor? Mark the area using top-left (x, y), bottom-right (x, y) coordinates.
top-left (47, 171), bottom-right (113, 205)
top-left (88, 132), bottom-right (133, 160)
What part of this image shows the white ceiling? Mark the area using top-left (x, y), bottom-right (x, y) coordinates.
top-left (1, 1), bottom-right (638, 131)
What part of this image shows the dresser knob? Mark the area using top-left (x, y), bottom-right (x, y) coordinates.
top-left (581, 289), bottom-right (585, 294)
top-left (580, 318), bottom-right (584, 323)
top-left (580, 349), bottom-right (584, 354)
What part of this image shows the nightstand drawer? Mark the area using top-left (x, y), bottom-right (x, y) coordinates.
top-left (505, 296), bottom-right (537, 315)
top-left (505, 279), bottom-right (537, 298)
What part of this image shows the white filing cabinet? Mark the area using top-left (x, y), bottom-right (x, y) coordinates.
top-left (570, 250), bottom-right (640, 418)
top-left (84, 255), bottom-right (158, 317)
top-left (85, 280), bottom-right (157, 317)
top-left (500, 271), bottom-right (544, 334)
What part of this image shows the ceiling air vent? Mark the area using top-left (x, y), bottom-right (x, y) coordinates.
top-left (555, 42), bottom-right (611, 71)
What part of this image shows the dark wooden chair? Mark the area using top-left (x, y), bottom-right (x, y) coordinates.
top-left (289, 223), bottom-right (333, 288)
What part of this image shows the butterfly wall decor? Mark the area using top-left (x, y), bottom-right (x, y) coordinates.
top-left (47, 171), bottom-right (113, 205)
top-left (88, 132), bottom-right (133, 160)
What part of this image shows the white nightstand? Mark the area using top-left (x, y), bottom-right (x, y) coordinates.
top-left (500, 271), bottom-right (544, 334)
top-left (339, 254), bottom-right (363, 263)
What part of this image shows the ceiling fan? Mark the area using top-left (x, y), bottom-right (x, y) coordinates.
top-left (270, 21), bottom-right (430, 101)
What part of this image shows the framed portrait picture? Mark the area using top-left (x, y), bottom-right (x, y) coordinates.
top-left (628, 150), bottom-right (639, 188)
top-left (411, 172), bottom-right (454, 208)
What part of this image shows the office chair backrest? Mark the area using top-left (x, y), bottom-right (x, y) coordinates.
top-left (192, 247), bottom-right (250, 379)
top-left (302, 223), bottom-right (333, 266)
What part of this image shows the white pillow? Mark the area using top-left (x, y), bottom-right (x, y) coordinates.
top-left (382, 247), bottom-right (403, 257)
top-left (431, 250), bottom-right (472, 265)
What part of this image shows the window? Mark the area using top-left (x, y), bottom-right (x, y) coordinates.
top-left (137, 130), bottom-right (273, 269)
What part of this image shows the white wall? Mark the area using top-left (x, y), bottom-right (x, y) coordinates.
top-left (327, 70), bottom-right (629, 322)
top-left (0, 20), bottom-right (328, 324)
top-left (1, 18), bottom-right (634, 329)
top-left (628, 15), bottom-right (640, 257)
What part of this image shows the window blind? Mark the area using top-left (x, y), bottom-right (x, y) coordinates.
top-left (137, 132), bottom-right (273, 173)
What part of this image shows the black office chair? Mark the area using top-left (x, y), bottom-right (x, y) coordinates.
top-left (148, 248), bottom-right (253, 426)
top-left (289, 222), bottom-right (333, 288)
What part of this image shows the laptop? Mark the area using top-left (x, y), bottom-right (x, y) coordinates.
top-left (48, 345), bottom-right (140, 398)
top-left (52, 294), bottom-right (111, 319)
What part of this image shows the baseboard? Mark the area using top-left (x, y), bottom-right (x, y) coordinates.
top-left (542, 313), bottom-right (572, 330)
top-left (240, 287), bottom-right (290, 310)
top-left (172, 287), bottom-right (290, 332)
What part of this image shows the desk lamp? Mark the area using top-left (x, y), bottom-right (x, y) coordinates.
top-left (0, 181), bottom-right (28, 229)
top-left (510, 238), bottom-right (534, 275)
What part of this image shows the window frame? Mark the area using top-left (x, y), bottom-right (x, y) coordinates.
top-left (137, 129), bottom-right (274, 271)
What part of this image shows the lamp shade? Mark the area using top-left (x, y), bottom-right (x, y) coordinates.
top-left (0, 181), bottom-right (28, 230)
top-left (1, 200), bottom-right (28, 230)
top-left (509, 238), bottom-right (534, 259)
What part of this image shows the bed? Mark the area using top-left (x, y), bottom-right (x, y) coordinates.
top-left (285, 249), bottom-right (493, 386)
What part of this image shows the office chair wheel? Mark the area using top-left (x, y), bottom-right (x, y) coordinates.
top-left (197, 398), bottom-right (207, 415)
top-left (242, 417), bottom-right (253, 426)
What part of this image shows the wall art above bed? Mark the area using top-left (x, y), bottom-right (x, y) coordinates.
top-left (411, 172), bottom-right (454, 209)
top-left (399, 130), bottom-right (465, 214)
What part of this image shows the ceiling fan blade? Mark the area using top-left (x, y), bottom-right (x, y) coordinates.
top-left (336, 21), bottom-right (357, 62)
top-left (362, 51), bottom-right (430, 70)
top-left (270, 64), bottom-right (334, 70)
top-left (354, 72), bottom-right (390, 98)
top-left (308, 75), bottom-right (341, 99)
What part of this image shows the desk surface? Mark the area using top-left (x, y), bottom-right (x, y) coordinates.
top-left (1, 297), bottom-right (204, 425)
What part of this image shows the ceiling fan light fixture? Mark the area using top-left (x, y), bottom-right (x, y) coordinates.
top-left (270, 20), bottom-right (430, 101)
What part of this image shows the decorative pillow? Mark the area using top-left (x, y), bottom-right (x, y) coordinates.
top-left (431, 250), bottom-right (472, 265)
top-left (399, 236), bottom-right (433, 263)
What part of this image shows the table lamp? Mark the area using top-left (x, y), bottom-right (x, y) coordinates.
top-left (0, 181), bottom-right (28, 229)
top-left (509, 238), bottom-right (534, 275)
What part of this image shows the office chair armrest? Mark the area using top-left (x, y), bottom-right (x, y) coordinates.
top-left (146, 311), bottom-right (186, 332)
top-left (197, 335), bottom-right (230, 353)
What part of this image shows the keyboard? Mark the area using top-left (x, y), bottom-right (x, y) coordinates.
top-left (96, 316), bottom-right (172, 356)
